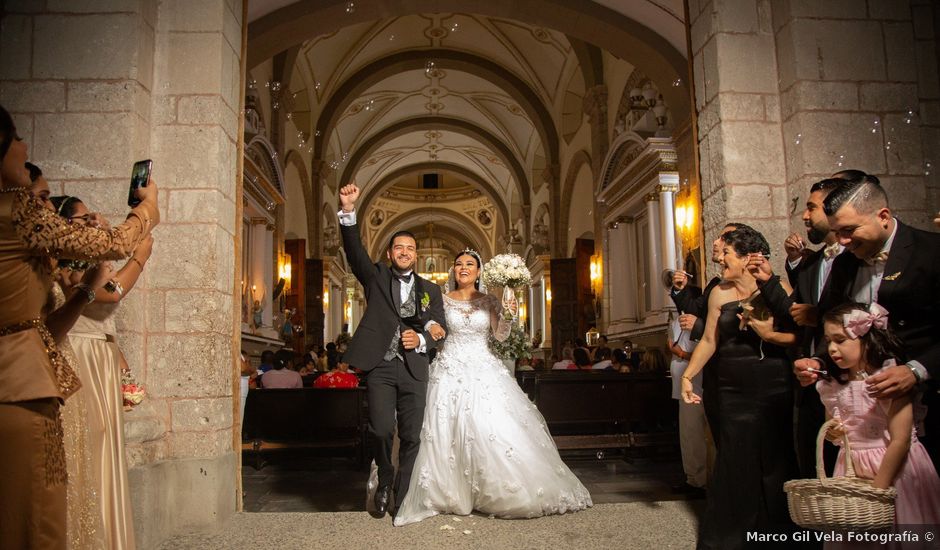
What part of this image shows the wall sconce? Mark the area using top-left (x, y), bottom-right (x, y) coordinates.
top-left (652, 103), bottom-right (668, 131)
top-left (675, 202), bottom-right (696, 235)
top-left (323, 287), bottom-right (329, 307)
top-left (519, 301), bottom-right (527, 324)
top-left (545, 288), bottom-right (552, 302)
top-left (589, 255), bottom-right (602, 295)
top-left (278, 254), bottom-right (292, 290)
top-left (344, 301), bottom-right (351, 322)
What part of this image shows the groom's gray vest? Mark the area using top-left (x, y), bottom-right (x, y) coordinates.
top-left (383, 281), bottom-right (416, 361)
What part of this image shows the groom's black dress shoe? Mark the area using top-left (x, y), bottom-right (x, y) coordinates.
top-left (372, 485), bottom-right (391, 518)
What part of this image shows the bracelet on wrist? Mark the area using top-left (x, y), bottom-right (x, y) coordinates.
top-left (75, 284), bottom-right (96, 304)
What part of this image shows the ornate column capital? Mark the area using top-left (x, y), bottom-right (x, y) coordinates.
top-left (582, 85), bottom-right (608, 124)
top-left (656, 183), bottom-right (679, 194)
top-left (644, 192), bottom-right (660, 203)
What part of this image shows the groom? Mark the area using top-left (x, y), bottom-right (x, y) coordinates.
top-left (337, 183), bottom-right (447, 518)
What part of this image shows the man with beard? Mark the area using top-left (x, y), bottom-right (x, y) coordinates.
top-left (782, 177), bottom-right (846, 479)
top-left (795, 175), bottom-right (940, 469)
top-left (337, 183), bottom-right (447, 517)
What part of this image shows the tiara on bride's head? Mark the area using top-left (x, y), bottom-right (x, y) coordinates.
top-left (456, 247), bottom-right (482, 263)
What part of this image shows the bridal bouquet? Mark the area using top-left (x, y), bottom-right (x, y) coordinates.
top-left (489, 323), bottom-right (532, 361)
top-left (482, 253), bottom-right (531, 321)
top-left (122, 369), bottom-right (145, 410)
top-left (482, 253), bottom-right (531, 289)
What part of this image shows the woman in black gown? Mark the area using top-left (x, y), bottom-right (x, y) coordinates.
top-left (680, 226), bottom-right (799, 550)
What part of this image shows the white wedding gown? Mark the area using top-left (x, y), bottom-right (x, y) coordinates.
top-left (393, 293), bottom-right (592, 526)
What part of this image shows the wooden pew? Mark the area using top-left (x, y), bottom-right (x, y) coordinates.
top-left (241, 387), bottom-right (368, 469)
top-left (514, 370), bottom-right (678, 457)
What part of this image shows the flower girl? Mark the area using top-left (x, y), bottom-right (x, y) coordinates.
top-left (817, 302), bottom-right (940, 525)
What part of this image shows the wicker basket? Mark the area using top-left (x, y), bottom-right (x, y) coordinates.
top-left (783, 419), bottom-right (896, 530)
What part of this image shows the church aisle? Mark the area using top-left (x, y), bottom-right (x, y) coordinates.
top-left (159, 501), bottom-right (700, 549)
top-left (241, 455), bottom-right (698, 512)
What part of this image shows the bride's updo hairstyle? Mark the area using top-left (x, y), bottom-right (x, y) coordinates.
top-left (451, 248), bottom-right (484, 291)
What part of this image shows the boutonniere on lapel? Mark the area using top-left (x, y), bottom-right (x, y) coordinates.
top-left (420, 292), bottom-right (431, 312)
top-left (884, 271), bottom-right (901, 281)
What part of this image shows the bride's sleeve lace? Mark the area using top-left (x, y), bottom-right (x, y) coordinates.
top-left (487, 294), bottom-right (512, 342)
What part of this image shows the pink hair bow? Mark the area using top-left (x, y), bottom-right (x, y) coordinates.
top-left (843, 303), bottom-right (889, 339)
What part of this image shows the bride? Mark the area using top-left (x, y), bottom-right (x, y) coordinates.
top-left (393, 248), bottom-right (592, 526)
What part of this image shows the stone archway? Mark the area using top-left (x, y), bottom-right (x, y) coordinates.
top-left (359, 161), bottom-right (511, 228)
top-left (312, 49), bottom-right (559, 171)
top-left (338, 116), bottom-right (531, 210)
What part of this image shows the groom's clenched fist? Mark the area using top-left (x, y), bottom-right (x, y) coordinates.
top-left (339, 183), bottom-right (359, 212)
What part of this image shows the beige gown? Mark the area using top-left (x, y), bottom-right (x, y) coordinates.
top-left (61, 297), bottom-right (136, 550)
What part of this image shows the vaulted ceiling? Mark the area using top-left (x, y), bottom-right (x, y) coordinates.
top-left (247, 0), bottom-right (689, 260)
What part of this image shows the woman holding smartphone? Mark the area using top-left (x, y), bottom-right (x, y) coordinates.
top-left (0, 105), bottom-right (159, 549)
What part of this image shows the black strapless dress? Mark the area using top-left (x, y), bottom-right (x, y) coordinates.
top-left (698, 301), bottom-right (798, 550)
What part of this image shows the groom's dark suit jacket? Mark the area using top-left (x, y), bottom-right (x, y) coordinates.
top-left (340, 223), bottom-right (446, 382)
top-left (816, 221), bottom-right (940, 462)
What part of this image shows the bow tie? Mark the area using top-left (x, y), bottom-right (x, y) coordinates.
top-left (864, 251), bottom-right (889, 266)
top-left (394, 272), bottom-right (413, 284)
top-left (823, 243), bottom-right (841, 259)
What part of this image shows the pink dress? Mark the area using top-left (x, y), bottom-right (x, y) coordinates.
top-left (816, 379), bottom-right (940, 524)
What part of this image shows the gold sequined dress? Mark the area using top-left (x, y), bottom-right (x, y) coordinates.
top-left (49, 283), bottom-right (106, 550)
top-left (0, 188), bottom-right (157, 550)
top-left (65, 303), bottom-right (136, 550)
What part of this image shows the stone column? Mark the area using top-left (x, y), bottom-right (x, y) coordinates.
top-left (772, 0), bottom-right (939, 228)
top-left (605, 220), bottom-right (629, 326)
top-left (645, 193), bottom-right (663, 312)
top-left (689, 0), bottom-right (789, 276)
top-left (541, 164), bottom-right (561, 256)
top-left (536, 254), bottom-right (553, 350)
top-left (1, 1), bottom-right (244, 546)
top-left (657, 179), bottom-right (680, 273)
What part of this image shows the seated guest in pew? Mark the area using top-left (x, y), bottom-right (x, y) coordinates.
top-left (591, 347), bottom-right (612, 370)
top-left (531, 358), bottom-right (545, 370)
top-left (637, 348), bottom-right (667, 374)
top-left (298, 354), bottom-right (318, 375)
top-left (551, 349), bottom-right (575, 370)
top-left (257, 349), bottom-right (276, 374)
top-left (313, 356), bottom-right (360, 388)
top-left (592, 335), bottom-right (611, 362)
top-left (611, 349), bottom-right (631, 373)
top-left (259, 350), bottom-right (303, 389)
top-left (573, 348), bottom-right (593, 370)
top-left (516, 357), bottom-right (534, 371)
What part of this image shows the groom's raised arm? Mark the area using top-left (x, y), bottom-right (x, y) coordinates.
top-left (337, 183), bottom-right (376, 286)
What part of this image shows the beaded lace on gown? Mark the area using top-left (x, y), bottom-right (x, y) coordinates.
top-left (393, 293), bottom-right (592, 526)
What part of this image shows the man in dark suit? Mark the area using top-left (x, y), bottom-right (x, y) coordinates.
top-left (337, 183), bottom-right (447, 517)
top-left (795, 176), bottom-right (940, 468)
top-left (782, 178), bottom-right (845, 478)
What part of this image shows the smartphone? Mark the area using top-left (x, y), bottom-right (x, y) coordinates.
top-left (127, 159), bottom-right (152, 207)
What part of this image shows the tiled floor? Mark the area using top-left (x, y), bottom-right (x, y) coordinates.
top-left (241, 449), bottom-right (705, 513)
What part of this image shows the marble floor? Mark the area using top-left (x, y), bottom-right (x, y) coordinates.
top-left (241, 449), bottom-right (705, 513)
